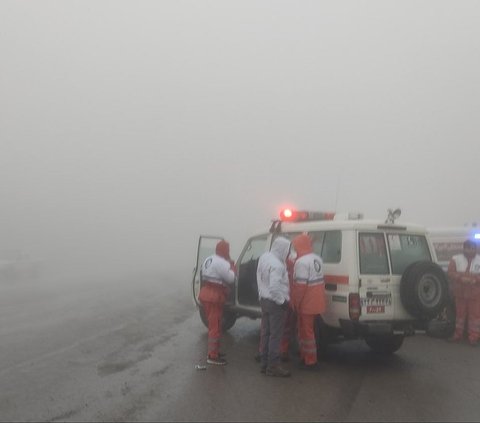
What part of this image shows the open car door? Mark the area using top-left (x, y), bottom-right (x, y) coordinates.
top-left (192, 235), bottom-right (224, 307)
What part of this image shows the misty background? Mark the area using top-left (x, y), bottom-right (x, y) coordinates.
top-left (1, 1), bottom-right (479, 286)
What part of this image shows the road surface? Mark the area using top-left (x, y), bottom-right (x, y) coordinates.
top-left (1, 274), bottom-right (479, 422)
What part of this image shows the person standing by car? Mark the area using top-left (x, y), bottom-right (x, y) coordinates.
top-left (255, 254), bottom-right (297, 363)
top-left (447, 239), bottom-right (480, 345)
top-left (257, 236), bottom-right (291, 377)
top-left (199, 240), bottom-right (236, 365)
top-left (291, 233), bottom-right (326, 369)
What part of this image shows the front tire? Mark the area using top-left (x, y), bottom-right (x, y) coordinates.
top-left (365, 335), bottom-right (404, 354)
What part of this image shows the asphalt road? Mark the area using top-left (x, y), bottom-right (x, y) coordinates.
top-left (1, 274), bottom-right (479, 422)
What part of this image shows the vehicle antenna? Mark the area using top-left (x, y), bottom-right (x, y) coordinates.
top-left (334, 174), bottom-right (341, 212)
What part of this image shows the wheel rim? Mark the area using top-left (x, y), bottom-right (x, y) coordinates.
top-left (417, 274), bottom-right (441, 308)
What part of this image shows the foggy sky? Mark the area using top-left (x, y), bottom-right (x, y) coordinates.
top-left (1, 1), bottom-right (479, 283)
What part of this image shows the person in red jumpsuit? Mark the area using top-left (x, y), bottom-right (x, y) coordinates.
top-left (448, 239), bottom-right (480, 346)
top-left (291, 233), bottom-right (326, 369)
top-left (198, 240), bottom-right (236, 365)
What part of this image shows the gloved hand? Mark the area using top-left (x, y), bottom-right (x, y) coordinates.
top-left (281, 300), bottom-right (289, 310)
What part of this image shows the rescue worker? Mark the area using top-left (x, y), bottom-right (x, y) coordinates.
top-left (257, 236), bottom-right (291, 377)
top-left (447, 239), bottom-right (480, 346)
top-left (198, 240), bottom-right (236, 365)
top-left (255, 254), bottom-right (296, 363)
top-left (291, 233), bottom-right (326, 369)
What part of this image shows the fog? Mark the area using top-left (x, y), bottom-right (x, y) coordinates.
top-left (1, 1), bottom-right (479, 284)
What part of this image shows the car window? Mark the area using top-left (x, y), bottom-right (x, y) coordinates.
top-left (322, 231), bottom-right (342, 263)
top-left (309, 231), bottom-right (325, 256)
top-left (359, 233), bottom-right (389, 274)
top-left (307, 231), bottom-right (341, 263)
top-left (388, 234), bottom-right (431, 274)
top-left (239, 236), bottom-right (269, 264)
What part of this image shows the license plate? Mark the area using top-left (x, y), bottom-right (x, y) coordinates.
top-left (361, 292), bottom-right (392, 307)
top-left (367, 305), bottom-right (385, 313)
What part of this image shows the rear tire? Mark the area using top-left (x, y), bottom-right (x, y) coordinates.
top-left (400, 261), bottom-right (449, 320)
top-left (365, 335), bottom-right (404, 354)
top-left (426, 297), bottom-right (456, 338)
top-left (198, 306), bottom-right (237, 332)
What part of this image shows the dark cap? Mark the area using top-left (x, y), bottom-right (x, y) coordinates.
top-left (464, 239), bottom-right (477, 248)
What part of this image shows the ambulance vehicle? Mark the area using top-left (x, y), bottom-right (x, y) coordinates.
top-left (192, 208), bottom-right (449, 354)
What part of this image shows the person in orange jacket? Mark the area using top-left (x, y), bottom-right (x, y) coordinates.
top-left (291, 233), bottom-right (326, 369)
top-left (447, 239), bottom-right (480, 345)
top-left (198, 240), bottom-right (236, 365)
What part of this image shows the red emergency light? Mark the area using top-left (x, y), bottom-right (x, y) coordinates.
top-left (279, 208), bottom-right (335, 222)
top-left (281, 208), bottom-right (293, 219)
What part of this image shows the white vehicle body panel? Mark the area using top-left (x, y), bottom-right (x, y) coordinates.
top-left (232, 219), bottom-right (432, 328)
top-left (193, 213), bottom-right (448, 345)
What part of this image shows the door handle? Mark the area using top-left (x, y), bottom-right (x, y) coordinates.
top-left (380, 278), bottom-right (390, 283)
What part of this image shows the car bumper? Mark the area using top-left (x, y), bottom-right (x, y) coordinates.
top-left (339, 319), bottom-right (423, 338)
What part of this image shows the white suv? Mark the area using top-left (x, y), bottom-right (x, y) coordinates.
top-left (192, 209), bottom-right (449, 354)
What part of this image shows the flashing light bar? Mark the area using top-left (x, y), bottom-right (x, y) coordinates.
top-left (279, 208), bottom-right (335, 222)
top-left (281, 208), bottom-right (293, 219)
top-left (279, 208), bottom-right (365, 223)
top-left (475, 233), bottom-right (480, 240)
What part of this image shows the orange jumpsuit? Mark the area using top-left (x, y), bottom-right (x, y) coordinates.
top-left (448, 252), bottom-right (480, 343)
top-left (198, 240), bottom-right (235, 360)
top-left (291, 234), bottom-right (326, 365)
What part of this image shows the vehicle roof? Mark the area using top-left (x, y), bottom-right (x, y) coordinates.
top-left (249, 219), bottom-right (428, 238)
top-left (281, 219), bottom-right (426, 231)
